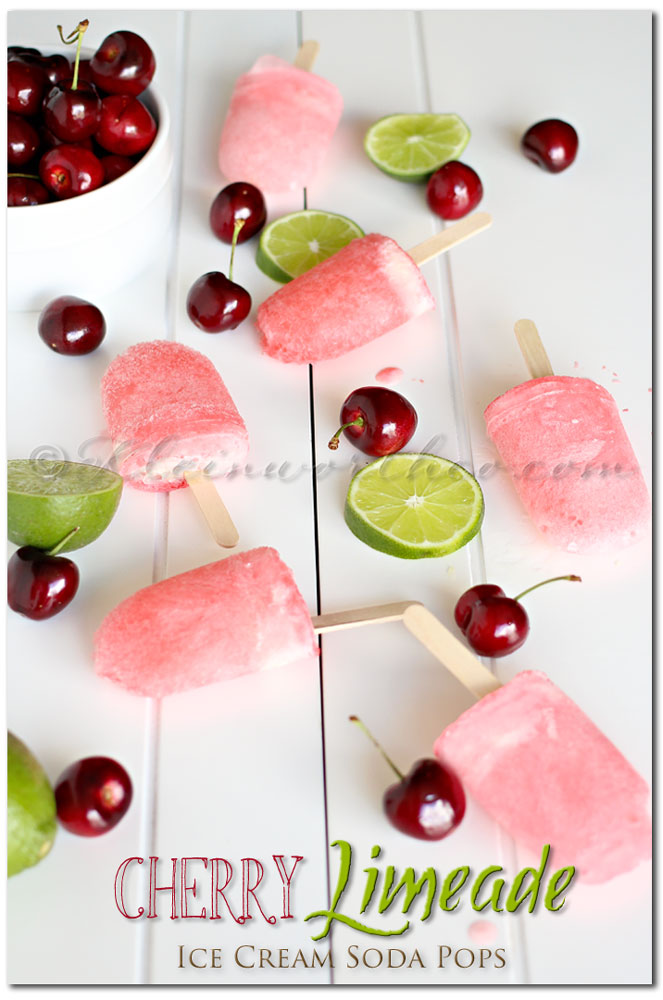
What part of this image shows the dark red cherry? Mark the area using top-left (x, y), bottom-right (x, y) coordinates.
top-left (8, 545), bottom-right (79, 620)
top-left (350, 716), bottom-right (465, 841)
top-left (7, 57), bottom-right (47, 115)
top-left (39, 122), bottom-right (94, 151)
top-left (55, 757), bottom-right (133, 836)
top-left (209, 182), bottom-right (267, 243)
top-left (521, 119), bottom-right (578, 173)
top-left (8, 112), bottom-right (40, 167)
top-left (8, 46), bottom-right (42, 59)
top-left (38, 295), bottom-right (106, 355)
top-left (96, 94), bottom-right (156, 155)
top-left (426, 161), bottom-right (483, 220)
top-left (39, 144), bottom-right (104, 199)
top-left (76, 58), bottom-right (93, 83)
top-left (328, 386), bottom-right (418, 456)
top-left (454, 583), bottom-right (506, 632)
top-left (7, 175), bottom-right (50, 206)
top-left (43, 79), bottom-right (101, 142)
top-left (16, 52), bottom-right (70, 87)
top-left (90, 30), bottom-right (155, 96)
top-left (186, 272), bottom-right (251, 333)
top-left (100, 153), bottom-right (134, 183)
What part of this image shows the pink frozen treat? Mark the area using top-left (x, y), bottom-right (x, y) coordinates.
top-left (94, 547), bottom-right (318, 697)
top-left (257, 234), bottom-right (435, 363)
top-left (101, 340), bottom-right (249, 492)
top-left (434, 671), bottom-right (651, 884)
top-left (484, 376), bottom-right (650, 551)
top-left (218, 55), bottom-right (343, 193)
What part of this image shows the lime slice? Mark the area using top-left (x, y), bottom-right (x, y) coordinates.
top-left (345, 453), bottom-right (484, 559)
top-left (8, 732), bottom-right (57, 878)
top-left (8, 459), bottom-right (123, 553)
top-left (364, 113), bottom-right (471, 182)
top-left (256, 209), bottom-right (364, 283)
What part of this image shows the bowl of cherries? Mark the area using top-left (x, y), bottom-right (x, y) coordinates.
top-left (7, 20), bottom-right (173, 311)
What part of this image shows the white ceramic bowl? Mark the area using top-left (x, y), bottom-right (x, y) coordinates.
top-left (7, 66), bottom-right (173, 312)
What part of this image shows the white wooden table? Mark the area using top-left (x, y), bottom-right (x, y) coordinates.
top-left (7, 10), bottom-right (652, 987)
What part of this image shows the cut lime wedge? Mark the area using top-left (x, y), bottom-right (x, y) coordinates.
top-left (8, 459), bottom-right (123, 552)
top-left (345, 453), bottom-right (484, 559)
top-left (256, 209), bottom-right (364, 283)
top-left (364, 113), bottom-right (471, 182)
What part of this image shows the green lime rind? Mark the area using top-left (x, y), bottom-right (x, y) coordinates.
top-left (256, 209), bottom-right (365, 283)
top-left (344, 453), bottom-right (484, 559)
top-left (8, 459), bottom-right (123, 553)
top-left (8, 733), bottom-right (57, 878)
top-left (364, 113), bottom-right (471, 182)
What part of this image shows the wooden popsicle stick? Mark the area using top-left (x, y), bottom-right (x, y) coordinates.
top-left (403, 604), bottom-right (501, 700)
top-left (408, 212), bottom-right (492, 266)
top-left (514, 318), bottom-right (554, 379)
top-left (293, 40), bottom-right (320, 71)
top-left (183, 470), bottom-right (239, 549)
top-left (312, 600), bottom-right (422, 634)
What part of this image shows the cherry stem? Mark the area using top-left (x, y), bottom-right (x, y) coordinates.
top-left (56, 19), bottom-right (89, 90)
top-left (349, 715), bottom-right (405, 782)
top-left (8, 172), bottom-right (40, 180)
top-left (513, 574), bottom-right (582, 603)
top-left (228, 219), bottom-right (245, 283)
top-left (46, 526), bottom-right (80, 556)
top-left (328, 416), bottom-right (365, 451)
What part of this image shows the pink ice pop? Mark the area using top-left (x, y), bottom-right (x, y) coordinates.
top-left (218, 55), bottom-right (343, 193)
top-left (101, 341), bottom-right (248, 492)
top-left (257, 234), bottom-right (435, 363)
top-left (484, 375), bottom-right (650, 552)
top-left (434, 670), bottom-right (651, 884)
top-left (94, 547), bottom-right (318, 697)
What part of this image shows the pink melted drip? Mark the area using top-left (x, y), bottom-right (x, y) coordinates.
top-left (375, 366), bottom-right (404, 386)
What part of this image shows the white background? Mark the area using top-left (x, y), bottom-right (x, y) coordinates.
top-left (6, 8), bottom-right (652, 988)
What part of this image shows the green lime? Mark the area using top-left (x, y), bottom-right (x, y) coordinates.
top-left (256, 209), bottom-right (364, 283)
top-left (8, 459), bottom-right (123, 553)
top-left (344, 453), bottom-right (484, 559)
top-left (8, 732), bottom-right (57, 878)
top-left (364, 113), bottom-right (471, 182)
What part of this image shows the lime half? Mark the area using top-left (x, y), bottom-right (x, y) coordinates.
top-left (8, 459), bottom-right (123, 553)
top-left (364, 113), bottom-right (471, 182)
top-left (256, 209), bottom-right (364, 283)
top-left (345, 453), bottom-right (484, 559)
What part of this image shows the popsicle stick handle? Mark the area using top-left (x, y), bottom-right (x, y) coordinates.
top-left (293, 40), bottom-right (320, 71)
top-left (312, 601), bottom-right (423, 634)
top-left (183, 471), bottom-right (239, 549)
top-left (408, 212), bottom-right (493, 266)
top-left (514, 319), bottom-right (554, 379)
top-left (403, 604), bottom-right (501, 700)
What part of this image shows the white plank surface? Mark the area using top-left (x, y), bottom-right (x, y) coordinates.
top-left (6, 9), bottom-right (651, 988)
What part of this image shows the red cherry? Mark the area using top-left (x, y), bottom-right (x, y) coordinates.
top-left (350, 717), bottom-right (465, 841)
top-left (521, 119), bottom-right (578, 173)
top-left (95, 94), bottom-right (156, 156)
top-left (426, 161), bottom-right (483, 220)
top-left (100, 153), bottom-right (134, 183)
top-left (90, 30), bottom-right (155, 96)
top-left (186, 272), bottom-right (251, 333)
top-left (328, 386), bottom-right (418, 456)
top-left (8, 543), bottom-right (79, 620)
top-left (43, 79), bottom-right (101, 142)
top-left (209, 182), bottom-right (266, 244)
top-left (39, 122), bottom-right (94, 151)
top-left (455, 574), bottom-right (581, 657)
top-left (39, 144), bottom-right (104, 199)
top-left (38, 295), bottom-right (106, 355)
top-left (7, 57), bottom-right (47, 115)
top-left (7, 176), bottom-right (50, 206)
top-left (8, 46), bottom-right (42, 59)
top-left (8, 112), bottom-right (40, 167)
top-left (17, 52), bottom-right (70, 87)
top-left (55, 757), bottom-right (133, 836)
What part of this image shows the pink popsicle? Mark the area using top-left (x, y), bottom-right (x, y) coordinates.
top-left (434, 670), bottom-right (651, 884)
top-left (101, 341), bottom-right (248, 492)
top-left (218, 55), bottom-right (343, 193)
top-left (94, 547), bottom-right (318, 697)
top-left (257, 234), bottom-right (435, 363)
